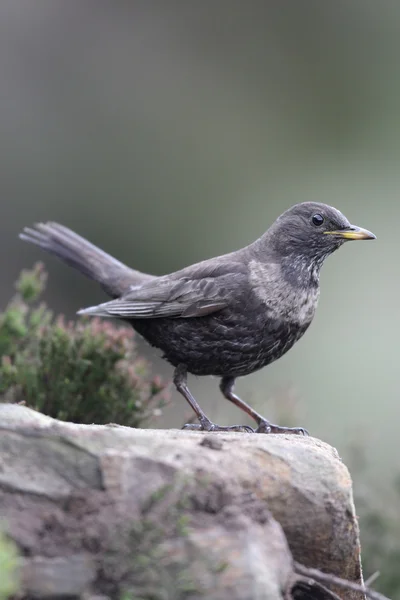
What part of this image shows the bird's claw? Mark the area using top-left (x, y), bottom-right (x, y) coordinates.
top-left (182, 419), bottom-right (308, 435)
top-left (255, 420), bottom-right (309, 436)
top-left (182, 422), bottom-right (255, 433)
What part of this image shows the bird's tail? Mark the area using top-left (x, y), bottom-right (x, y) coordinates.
top-left (19, 222), bottom-right (154, 297)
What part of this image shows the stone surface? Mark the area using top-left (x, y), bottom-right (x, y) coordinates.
top-left (0, 403), bottom-right (364, 599)
top-left (21, 555), bottom-right (96, 598)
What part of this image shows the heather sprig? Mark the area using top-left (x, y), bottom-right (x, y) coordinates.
top-left (0, 264), bottom-right (170, 427)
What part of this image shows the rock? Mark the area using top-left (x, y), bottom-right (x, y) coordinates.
top-left (21, 555), bottom-right (96, 598)
top-left (0, 403), bottom-right (364, 599)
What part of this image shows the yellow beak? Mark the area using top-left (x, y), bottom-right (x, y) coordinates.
top-left (324, 226), bottom-right (376, 241)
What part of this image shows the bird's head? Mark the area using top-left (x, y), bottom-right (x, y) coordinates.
top-left (266, 202), bottom-right (376, 267)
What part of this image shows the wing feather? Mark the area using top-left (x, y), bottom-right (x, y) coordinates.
top-left (77, 276), bottom-right (231, 319)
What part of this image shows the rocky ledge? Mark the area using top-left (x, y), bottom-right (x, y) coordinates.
top-left (0, 404), bottom-right (364, 599)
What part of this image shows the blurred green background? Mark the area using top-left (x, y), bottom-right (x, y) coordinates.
top-left (0, 0), bottom-right (399, 590)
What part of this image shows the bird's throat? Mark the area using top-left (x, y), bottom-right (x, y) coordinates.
top-left (249, 258), bottom-right (320, 326)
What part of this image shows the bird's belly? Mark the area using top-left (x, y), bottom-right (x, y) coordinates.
top-left (130, 312), bottom-right (311, 378)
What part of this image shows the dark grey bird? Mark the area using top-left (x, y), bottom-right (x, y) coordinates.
top-left (20, 203), bottom-right (375, 434)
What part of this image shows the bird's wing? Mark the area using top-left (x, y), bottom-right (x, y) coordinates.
top-left (77, 269), bottom-right (237, 319)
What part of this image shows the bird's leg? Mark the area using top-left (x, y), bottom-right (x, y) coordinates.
top-left (220, 376), bottom-right (308, 436)
top-left (174, 365), bottom-right (254, 433)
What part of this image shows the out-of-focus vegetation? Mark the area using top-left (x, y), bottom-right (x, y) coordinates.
top-left (348, 445), bottom-right (400, 600)
top-left (0, 533), bottom-right (19, 600)
top-left (0, 264), bottom-right (170, 426)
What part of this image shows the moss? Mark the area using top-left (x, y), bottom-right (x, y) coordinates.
top-left (104, 478), bottom-right (232, 599)
top-left (0, 533), bottom-right (20, 600)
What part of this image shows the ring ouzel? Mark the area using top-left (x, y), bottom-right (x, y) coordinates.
top-left (20, 202), bottom-right (375, 434)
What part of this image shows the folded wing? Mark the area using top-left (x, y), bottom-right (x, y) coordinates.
top-left (77, 275), bottom-right (231, 319)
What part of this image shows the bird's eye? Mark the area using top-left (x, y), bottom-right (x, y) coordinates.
top-left (312, 214), bottom-right (324, 227)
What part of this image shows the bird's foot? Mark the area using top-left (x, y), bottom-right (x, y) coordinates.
top-left (182, 420), bottom-right (254, 433)
top-left (255, 420), bottom-right (309, 436)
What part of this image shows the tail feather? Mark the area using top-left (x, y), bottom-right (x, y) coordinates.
top-left (20, 222), bottom-right (154, 297)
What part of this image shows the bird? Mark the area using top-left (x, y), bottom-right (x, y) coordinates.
top-left (20, 202), bottom-right (375, 435)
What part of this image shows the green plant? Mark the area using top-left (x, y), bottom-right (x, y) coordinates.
top-left (0, 532), bottom-right (19, 600)
top-left (111, 481), bottom-right (206, 600)
top-left (0, 264), bottom-right (170, 426)
top-left (347, 443), bottom-right (400, 600)
top-left (101, 476), bottom-right (233, 600)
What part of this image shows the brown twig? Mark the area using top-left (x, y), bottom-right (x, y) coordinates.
top-left (294, 562), bottom-right (391, 600)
